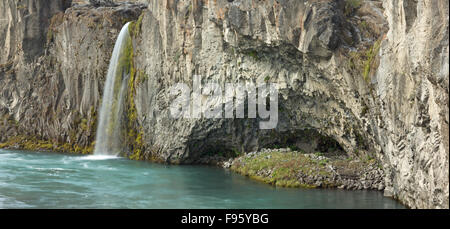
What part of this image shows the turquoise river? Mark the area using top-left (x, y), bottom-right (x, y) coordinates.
top-left (0, 149), bottom-right (405, 209)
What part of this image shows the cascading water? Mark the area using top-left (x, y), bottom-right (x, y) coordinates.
top-left (94, 22), bottom-right (132, 156)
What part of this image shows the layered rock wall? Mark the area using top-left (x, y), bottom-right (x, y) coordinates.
top-left (0, 0), bottom-right (448, 208)
top-left (0, 1), bottom-right (144, 152)
top-left (372, 0), bottom-right (449, 209)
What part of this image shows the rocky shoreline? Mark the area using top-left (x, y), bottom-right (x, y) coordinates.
top-left (208, 148), bottom-right (385, 191)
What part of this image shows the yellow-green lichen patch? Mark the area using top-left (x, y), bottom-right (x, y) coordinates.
top-left (0, 135), bottom-right (94, 155)
top-left (129, 12), bottom-right (145, 38)
top-left (136, 70), bottom-right (149, 85)
top-left (120, 19), bottom-right (147, 161)
top-left (348, 39), bottom-right (382, 84)
top-left (362, 40), bottom-right (381, 83)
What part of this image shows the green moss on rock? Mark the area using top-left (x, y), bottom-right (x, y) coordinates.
top-left (231, 151), bottom-right (330, 188)
top-left (0, 135), bottom-right (94, 154)
top-left (348, 39), bottom-right (382, 84)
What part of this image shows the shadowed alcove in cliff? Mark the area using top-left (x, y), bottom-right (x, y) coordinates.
top-left (188, 127), bottom-right (346, 161)
top-left (180, 96), bottom-right (348, 164)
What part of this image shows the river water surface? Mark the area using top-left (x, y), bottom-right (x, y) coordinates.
top-left (0, 149), bottom-right (405, 209)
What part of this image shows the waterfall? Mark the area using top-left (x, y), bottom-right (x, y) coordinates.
top-left (94, 22), bottom-right (132, 156)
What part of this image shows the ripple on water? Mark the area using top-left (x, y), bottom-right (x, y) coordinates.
top-left (0, 195), bottom-right (33, 209)
top-left (0, 149), bottom-right (406, 209)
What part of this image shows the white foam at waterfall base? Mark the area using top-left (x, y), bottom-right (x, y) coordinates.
top-left (93, 22), bottom-right (132, 157)
top-left (77, 155), bottom-right (121, 161)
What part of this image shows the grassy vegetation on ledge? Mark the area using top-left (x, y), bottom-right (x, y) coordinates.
top-left (230, 150), bottom-right (382, 190)
top-left (231, 151), bottom-right (330, 188)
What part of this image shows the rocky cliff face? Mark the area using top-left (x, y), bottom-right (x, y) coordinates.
top-left (373, 0), bottom-right (449, 209)
top-left (0, 0), bottom-right (448, 209)
top-left (132, 0), bottom-right (383, 162)
top-left (0, 0), bottom-right (72, 64)
top-left (0, 0), bottom-right (144, 152)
